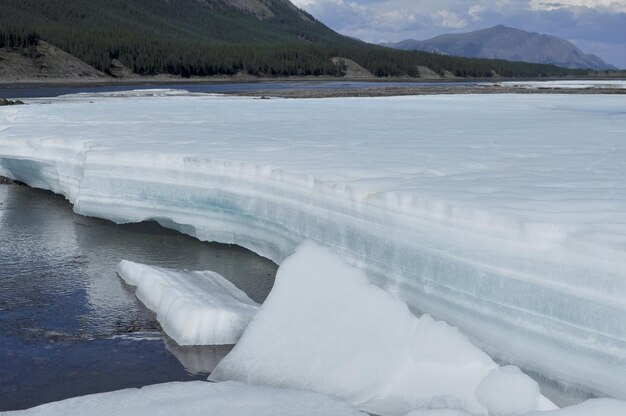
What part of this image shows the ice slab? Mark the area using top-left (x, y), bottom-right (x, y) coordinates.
top-left (1, 93), bottom-right (625, 398)
top-left (116, 260), bottom-right (259, 345)
top-left (210, 242), bottom-right (556, 416)
top-left (0, 381), bottom-right (365, 416)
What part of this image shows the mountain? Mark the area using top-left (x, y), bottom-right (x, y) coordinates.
top-left (383, 25), bottom-right (617, 71)
top-left (0, 3), bottom-right (588, 80)
top-left (0, 0), bottom-right (361, 76)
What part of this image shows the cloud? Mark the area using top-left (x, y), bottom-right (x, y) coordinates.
top-left (468, 5), bottom-right (486, 21)
top-left (528, 0), bottom-right (626, 12)
top-left (435, 9), bottom-right (467, 28)
top-left (291, 0), bottom-right (626, 68)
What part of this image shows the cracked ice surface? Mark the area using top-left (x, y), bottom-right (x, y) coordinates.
top-left (0, 93), bottom-right (625, 398)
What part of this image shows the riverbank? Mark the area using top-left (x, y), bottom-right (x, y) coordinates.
top-left (3, 73), bottom-right (626, 89)
top-left (3, 79), bottom-right (625, 101)
top-left (232, 83), bottom-right (626, 98)
top-left (0, 74), bottom-right (452, 87)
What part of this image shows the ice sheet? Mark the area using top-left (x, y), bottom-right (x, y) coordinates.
top-left (116, 260), bottom-right (259, 345)
top-left (210, 242), bottom-right (556, 416)
top-left (0, 381), bottom-right (364, 416)
top-left (488, 80), bottom-right (626, 89)
top-left (1, 93), bottom-right (625, 398)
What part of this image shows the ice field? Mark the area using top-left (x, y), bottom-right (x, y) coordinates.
top-left (116, 261), bottom-right (259, 345)
top-left (1, 92), bottom-right (625, 400)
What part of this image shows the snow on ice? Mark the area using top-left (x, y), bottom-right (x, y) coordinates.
top-left (210, 241), bottom-right (557, 416)
top-left (116, 260), bottom-right (259, 345)
top-left (489, 80), bottom-right (626, 89)
top-left (0, 381), bottom-right (365, 416)
top-left (1, 92), bottom-right (625, 398)
top-left (404, 398), bottom-right (626, 416)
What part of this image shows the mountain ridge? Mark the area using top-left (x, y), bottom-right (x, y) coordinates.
top-left (383, 25), bottom-right (617, 71)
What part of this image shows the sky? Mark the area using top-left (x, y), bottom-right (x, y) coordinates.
top-left (291, 0), bottom-right (626, 68)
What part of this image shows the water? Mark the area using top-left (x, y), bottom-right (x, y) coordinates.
top-left (0, 184), bottom-right (277, 411)
top-left (0, 80), bottom-right (476, 99)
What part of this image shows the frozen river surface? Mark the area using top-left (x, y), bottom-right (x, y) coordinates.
top-left (0, 92), bottom-right (625, 400)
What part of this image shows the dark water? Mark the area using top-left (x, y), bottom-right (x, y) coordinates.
top-left (0, 80), bottom-right (476, 99)
top-left (0, 185), bottom-right (277, 411)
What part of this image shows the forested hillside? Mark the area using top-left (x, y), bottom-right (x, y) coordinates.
top-left (0, 0), bottom-right (587, 78)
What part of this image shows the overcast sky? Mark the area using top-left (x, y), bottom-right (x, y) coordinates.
top-left (291, 0), bottom-right (626, 68)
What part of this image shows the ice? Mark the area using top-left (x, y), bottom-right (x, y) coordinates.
top-left (523, 398), bottom-right (626, 416)
top-left (210, 242), bottom-right (556, 416)
top-left (403, 411), bottom-right (470, 416)
top-left (116, 260), bottom-right (258, 345)
top-left (1, 93), bottom-right (625, 398)
top-left (487, 80), bottom-right (626, 89)
top-left (476, 366), bottom-right (549, 415)
top-left (0, 381), bottom-right (365, 416)
top-left (405, 409), bottom-right (470, 416)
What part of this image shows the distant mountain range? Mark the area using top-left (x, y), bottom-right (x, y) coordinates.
top-left (383, 25), bottom-right (617, 71)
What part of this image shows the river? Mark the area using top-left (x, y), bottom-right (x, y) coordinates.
top-left (0, 184), bottom-right (277, 411)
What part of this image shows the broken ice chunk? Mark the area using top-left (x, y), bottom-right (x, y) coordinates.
top-left (116, 260), bottom-right (259, 345)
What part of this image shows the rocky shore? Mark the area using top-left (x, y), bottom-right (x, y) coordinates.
top-left (0, 98), bottom-right (24, 106)
top-left (0, 176), bottom-right (25, 185)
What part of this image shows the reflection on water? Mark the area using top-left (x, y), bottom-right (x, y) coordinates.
top-left (164, 339), bottom-right (233, 376)
top-left (0, 185), bottom-right (277, 411)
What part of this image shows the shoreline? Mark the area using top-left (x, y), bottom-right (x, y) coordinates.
top-left (1, 84), bottom-right (625, 101)
top-left (231, 84), bottom-right (626, 98)
top-left (0, 76), bottom-right (464, 88)
top-left (0, 176), bottom-right (25, 185)
top-left (2, 74), bottom-right (626, 89)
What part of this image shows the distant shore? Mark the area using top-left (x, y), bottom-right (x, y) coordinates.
top-left (2, 72), bottom-right (626, 89)
top-left (232, 84), bottom-right (626, 98)
top-left (0, 75), bottom-right (445, 88)
top-left (1, 78), bottom-right (625, 100)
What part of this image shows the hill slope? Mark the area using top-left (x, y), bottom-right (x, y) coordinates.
top-left (0, 41), bottom-right (107, 82)
top-left (0, 2), bottom-right (587, 79)
top-left (384, 25), bottom-right (616, 71)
